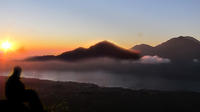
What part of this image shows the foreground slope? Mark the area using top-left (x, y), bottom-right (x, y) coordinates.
top-left (1, 76), bottom-right (200, 112)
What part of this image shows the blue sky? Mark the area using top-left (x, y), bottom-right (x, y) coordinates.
top-left (0, 0), bottom-right (200, 48)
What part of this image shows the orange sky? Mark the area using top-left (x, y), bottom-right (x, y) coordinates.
top-left (0, 33), bottom-right (176, 61)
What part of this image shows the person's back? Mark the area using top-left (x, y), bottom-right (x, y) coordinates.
top-left (5, 66), bottom-right (25, 102)
top-left (5, 66), bottom-right (45, 112)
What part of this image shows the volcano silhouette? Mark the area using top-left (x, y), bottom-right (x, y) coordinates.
top-left (26, 41), bottom-right (140, 61)
top-left (132, 36), bottom-right (200, 62)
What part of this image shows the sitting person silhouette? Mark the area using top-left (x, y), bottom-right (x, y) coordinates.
top-left (5, 66), bottom-right (44, 112)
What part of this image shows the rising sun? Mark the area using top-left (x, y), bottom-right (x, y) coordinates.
top-left (1, 41), bottom-right (12, 51)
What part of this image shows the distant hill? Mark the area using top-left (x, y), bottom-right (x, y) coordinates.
top-left (132, 36), bottom-right (200, 62)
top-left (26, 41), bottom-right (140, 61)
top-left (133, 44), bottom-right (155, 55)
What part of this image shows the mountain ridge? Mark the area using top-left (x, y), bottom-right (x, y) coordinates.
top-left (26, 41), bottom-right (140, 61)
top-left (132, 36), bottom-right (200, 62)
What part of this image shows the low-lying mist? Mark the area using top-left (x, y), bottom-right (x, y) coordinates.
top-left (1, 57), bottom-right (200, 92)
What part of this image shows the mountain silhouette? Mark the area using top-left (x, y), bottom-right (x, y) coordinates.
top-left (26, 41), bottom-right (140, 61)
top-left (132, 36), bottom-right (200, 62)
top-left (133, 44), bottom-right (154, 55)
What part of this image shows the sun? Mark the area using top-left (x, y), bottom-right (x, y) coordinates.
top-left (1, 41), bottom-right (12, 51)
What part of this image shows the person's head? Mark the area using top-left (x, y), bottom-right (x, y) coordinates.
top-left (12, 66), bottom-right (22, 78)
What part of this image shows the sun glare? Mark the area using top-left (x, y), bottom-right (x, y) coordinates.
top-left (1, 41), bottom-right (12, 51)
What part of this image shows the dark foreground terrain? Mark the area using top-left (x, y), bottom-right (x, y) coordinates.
top-left (1, 76), bottom-right (200, 112)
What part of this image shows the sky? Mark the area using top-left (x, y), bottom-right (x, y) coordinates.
top-left (0, 0), bottom-right (200, 59)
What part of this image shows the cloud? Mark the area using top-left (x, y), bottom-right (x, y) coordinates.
top-left (0, 56), bottom-right (171, 72)
top-left (0, 57), bottom-right (170, 73)
top-left (140, 55), bottom-right (171, 64)
top-left (1, 57), bottom-right (200, 92)
top-left (1, 57), bottom-right (200, 86)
